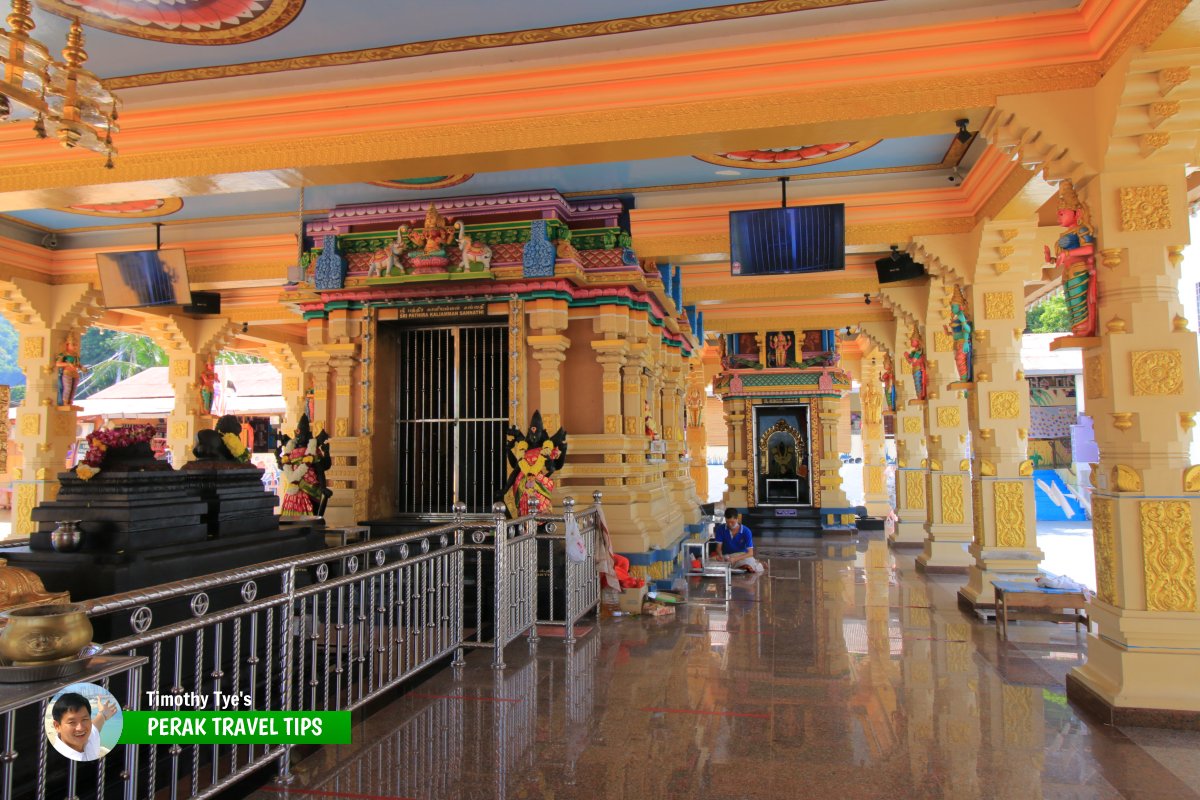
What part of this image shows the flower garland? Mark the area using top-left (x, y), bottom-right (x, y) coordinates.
top-left (76, 424), bottom-right (158, 480)
top-left (221, 432), bottom-right (251, 463)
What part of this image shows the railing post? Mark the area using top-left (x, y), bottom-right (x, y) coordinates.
top-left (492, 502), bottom-right (508, 670)
top-left (276, 565), bottom-right (297, 785)
top-left (562, 496), bottom-right (577, 644)
top-left (452, 502), bottom-right (467, 670)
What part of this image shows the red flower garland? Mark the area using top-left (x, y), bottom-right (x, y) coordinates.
top-left (82, 424), bottom-right (158, 468)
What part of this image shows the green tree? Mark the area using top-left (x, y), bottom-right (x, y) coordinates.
top-left (76, 327), bottom-right (168, 399)
top-left (1025, 293), bottom-right (1071, 333)
top-left (0, 315), bottom-right (25, 389)
top-left (216, 350), bottom-right (267, 365)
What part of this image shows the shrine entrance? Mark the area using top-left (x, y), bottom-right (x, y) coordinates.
top-left (752, 405), bottom-right (812, 507)
top-left (390, 323), bottom-right (508, 514)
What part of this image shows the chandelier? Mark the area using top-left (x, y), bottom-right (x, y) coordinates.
top-left (0, 0), bottom-right (119, 167)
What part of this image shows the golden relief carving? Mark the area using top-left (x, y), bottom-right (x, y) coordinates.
top-left (972, 480), bottom-right (984, 546)
top-left (988, 391), bottom-right (1020, 419)
top-left (905, 471), bottom-right (926, 510)
top-left (602, 380), bottom-right (621, 394)
top-left (1140, 500), bottom-right (1196, 612)
top-left (604, 415), bottom-right (620, 434)
top-left (1131, 349), bottom-right (1183, 395)
top-left (624, 416), bottom-right (639, 435)
top-left (335, 418), bottom-right (349, 437)
top-left (994, 482), bottom-right (1025, 548)
top-left (17, 414), bottom-right (38, 437)
top-left (170, 359), bottom-right (191, 378)
top-left (20, 337), bottom-right (42, 359)
top-left (1185, 465), bottom-right (1200, 493)
top-left (980, 459), bottom-right (996, 476)
top-left (1112, 412), bottom-right (1134, 431)
top-left (1084, 356), bottom-right (1105, 399)
top-left (936, 406), bottom-right (961, 428)
top-left (1158, 67), bottom-right (1191, 94)
top-left (1092, 497), bottom-right (1118, 606)
top-left (333, 457), bottom-right (348, 467)
top-left (933, 332), bottom-right (953, 353)
top-left (12, 484), bottom-right (38, 537)
top-left (170, 421), bottom-right (188, 440)
top-left (1119, 185), bottom-right (1171, 231)
top-left (335, 385), bottom-right (351, 397)
top-left (940, 474), bottom-right (965, 525)
top-left (983, 292), bottom-right (1014, 320)
top-left (283, 376), bottom-right (300, 393)
top-left (1112, 464), bottom-right (1143, 492)
top-left (603, 453), bottom-right (622, 464)
top-left (903, 416), bottom-right (921, 434)
top-left (865, 465), bottom-right (883, 494)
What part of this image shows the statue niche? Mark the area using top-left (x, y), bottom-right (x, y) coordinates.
top-left (757, 418), bottom-right (809, 504)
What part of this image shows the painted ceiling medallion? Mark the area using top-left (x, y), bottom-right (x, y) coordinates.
top-left (369, 176), bottom-right (475, 191)
top-left (36, 0), bottom-right (305, 46)
top-left (63, 197), bottom-right (183, 217)
top-left (696, 141), bottom-right (880, 169)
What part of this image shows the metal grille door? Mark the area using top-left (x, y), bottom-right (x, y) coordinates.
top-left (395, 324), bottom-right (508, 514)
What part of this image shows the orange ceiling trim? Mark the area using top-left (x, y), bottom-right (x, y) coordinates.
top-left (1, 0), bottom-right (1154, 158)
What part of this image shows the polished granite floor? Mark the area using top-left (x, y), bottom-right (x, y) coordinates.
top-left (247, 537), bottom-right (1200, 800)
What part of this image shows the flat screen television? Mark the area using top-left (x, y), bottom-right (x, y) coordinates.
top-left (729, 204), bottom-right (845, 276)
top-left (96, 249), bottom-right (191, 309)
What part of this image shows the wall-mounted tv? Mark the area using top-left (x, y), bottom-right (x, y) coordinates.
top-left (729, 204), bottom-right (845, 276)
top-left (96, 249), bottom-right (191, 309)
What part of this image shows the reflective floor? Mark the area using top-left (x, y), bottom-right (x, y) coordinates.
top-left (248, 537), bottom-right (1200, 800)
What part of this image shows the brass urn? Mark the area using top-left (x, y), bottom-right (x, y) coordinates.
top-left (0, 604), bottom-right (93, 665)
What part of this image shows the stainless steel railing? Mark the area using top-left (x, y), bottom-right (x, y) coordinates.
top-left (1, 497), bottom-right (601, 800)
top-left (460, 503), bottom-right (539, 669)
top-left (536, 493), bottom-right (603, 644)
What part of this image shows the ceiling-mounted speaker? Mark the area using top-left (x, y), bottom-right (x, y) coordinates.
top-left (875, 251), bottom-right (925, 284)
top-left (183, 291), bottom-right (220, 315)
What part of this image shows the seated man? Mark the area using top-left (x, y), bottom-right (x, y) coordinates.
top-left (712, 508), bottom-right (765, 574)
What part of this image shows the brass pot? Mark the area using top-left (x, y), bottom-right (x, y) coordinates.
top-left (0, 604), bottom-right (93, 665)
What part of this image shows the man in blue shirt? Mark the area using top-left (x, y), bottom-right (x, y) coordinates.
top-left (713, 508), bottom-right (764, 573)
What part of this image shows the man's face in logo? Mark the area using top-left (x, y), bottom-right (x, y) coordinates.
top-left (54, 707), bottom-right (92, 752)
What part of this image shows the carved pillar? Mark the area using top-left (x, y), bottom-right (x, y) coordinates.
top-left (1067, 163), bottom-right (1200, 719)
top-left (165, 352), bottom-right (211, 470)
top-left (684, 356), bottom-right (709, 497)
top-left (721, 398), bottom-right (750, 509)
top-left (960, 223), bottom-right (1043, 609)
top-left (892, 322), bottom-right (929, 546)
top-left (662, 354), bottom-right (701, 522)
top-left (815, 394), bottom-right (853, 531)
top-left (860, 354), bottom-right (890, 517)
top-left (919, 286), bottom-right (974, 572)
top-left (527, 334), bottom-right (569, 437)
top-left (327, 346), bottom-right (359, 527)
top-left (12, 327), bottom-right (83, 535)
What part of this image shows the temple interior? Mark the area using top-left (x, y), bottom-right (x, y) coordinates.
top-left (2, 0), bottom-right (1200, 797)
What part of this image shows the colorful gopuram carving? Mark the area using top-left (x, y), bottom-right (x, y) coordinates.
top-left (504, 411), bottom-right (568, 517)
top-left (1045, 179), bottom-right (1097, 339)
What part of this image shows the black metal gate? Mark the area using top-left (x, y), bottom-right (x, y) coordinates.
top-left (394, 324), bottom-right (508, 514)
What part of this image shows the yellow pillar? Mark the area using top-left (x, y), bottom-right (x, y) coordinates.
top-left (721, 397), bottom-right (750, 509)
top-left (527, 298), bottom-right (570, 438)
top-left (960, 222), bottom-right (1044, 609)
top-left (892, 320), bottom-right (929, 546)
top-left (327, 345), bottom-right (359, 527)
top-left (918, 280), bottom-right (974, 572)
top-left (1067, 162), bottom-right (1200, 718)
top-left (860, 353), bottom-right (890, 517)
top-left (684, 355), bottom-right (709, 497)
top-left (662, 351), bottom-right (701, 524)
top-left (815, 394), bottom-right (854, 531)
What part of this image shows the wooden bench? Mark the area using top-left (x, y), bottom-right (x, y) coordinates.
top-left (992, 580), bottom-right (1090, 640)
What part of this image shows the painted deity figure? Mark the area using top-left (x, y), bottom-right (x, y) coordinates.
top-left (903, 329), bottom-right (928, 401)
top-left (54, 335), bottom-right (87, 407)
top-left (880, 354), bottom-right (897, 413)
top-left (199, 360), bottom-right (218, 415)
top-left (769, 333), bottom-right (792, 367)
top-left (1044, 179), bottom-right (1097, 338)
top-left (277, 415), bottom-right (332, 518)
top-left (503, 411), bottom-right (568, 517)
top-left (644, 401), bottom-right (658, 440)
top-left (946, 285), bottom-right (973, 383)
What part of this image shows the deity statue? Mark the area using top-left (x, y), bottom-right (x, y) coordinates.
top-left (1044, 179), bottom-right (1097, 338)
top-left (644, 401), bottom-right (658, 440)
top-left (685, 381), bottom-right (705, 428)
top-left (398, 204), bottom-right (455, 272)
top-left (881, 354), bottom-right (897, 413)
top-left (903, 328), bottom-right (928, 402)
top-left (771, 441), bottom-right (797, 477)
top-left (304, 385), bottom-right (315, 421)
top-left (192, 414), bottom-right (251, 464)
top-left (277, 415), bottom-right (332, 518)
top-left (503, 410), bottom-right (568, 517)
top-left (54, 334), bottom-right (87, 407)
top-left (769, 332), bottom-right (793, 367)
top-left (199, 360), bottom-right (218, 415)
top-left (946, 285), bottom-right (973, 383)
top-left (455, 221), bottom-right (493, 272)
top-left (718, 336), bottom-right (729, 369)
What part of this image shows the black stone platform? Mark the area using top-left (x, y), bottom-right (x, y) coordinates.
top-left (181, 462), bottom-right (280, 536)
top-left (741, 507), bottom-right (823, 538)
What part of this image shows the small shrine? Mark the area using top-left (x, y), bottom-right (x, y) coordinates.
top-left (713, 329), bottom-right (854, 534)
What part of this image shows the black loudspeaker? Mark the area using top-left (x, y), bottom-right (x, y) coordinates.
top-left (874, 253), bottom-right (925, 284)
top-left (183, 291), bottom-right (221, 314)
